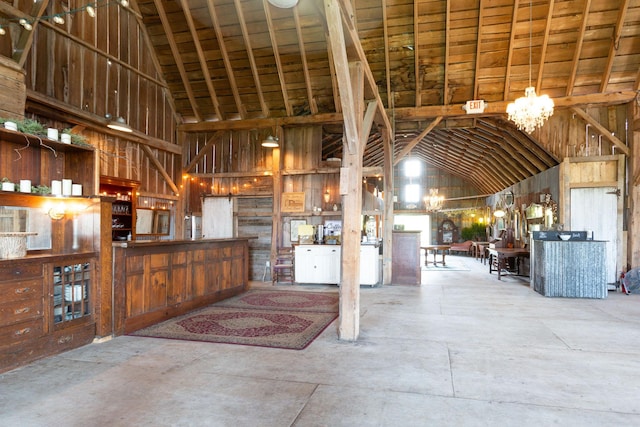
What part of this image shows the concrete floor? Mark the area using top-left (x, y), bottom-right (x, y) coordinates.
top-left (1, 255), bottom-right (640, 426)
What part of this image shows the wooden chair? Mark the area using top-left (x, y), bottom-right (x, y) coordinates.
top-left (272, 247), bottom-right (294, 284)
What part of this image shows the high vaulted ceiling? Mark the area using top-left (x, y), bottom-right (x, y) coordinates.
top-left (136, 0), bottom-right (640, 193)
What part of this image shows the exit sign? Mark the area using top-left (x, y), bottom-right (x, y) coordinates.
top-left (465, 100), bottom-right (485, 114)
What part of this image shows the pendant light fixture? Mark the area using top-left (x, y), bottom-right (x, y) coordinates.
top-left (267, 0), bottom-right (298, 8)
top-left (105, 114), bottom-right (133, 133)
top-left (506, 0), bottom-right (554, 134)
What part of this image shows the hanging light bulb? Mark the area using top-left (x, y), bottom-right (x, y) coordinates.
top-left (86, 5), bottom-right (96, 18)
top-left (0, 27), bottom-right (5, 36)
top-left (19, 19), bottom-right (33, 31)
top-left (52, 15), bottom-right (65, 25)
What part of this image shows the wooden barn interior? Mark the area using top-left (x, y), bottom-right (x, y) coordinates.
top-left (1, 0), bottom-right (640, 385)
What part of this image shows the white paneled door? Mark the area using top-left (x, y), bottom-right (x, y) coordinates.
top-left (570, 187), bottom-right (618, 284)
top-left (202, 196), bottom-right (235, 239)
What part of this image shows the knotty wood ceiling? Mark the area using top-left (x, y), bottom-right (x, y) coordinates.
top-left (136, 0), bottom-right (640, 193)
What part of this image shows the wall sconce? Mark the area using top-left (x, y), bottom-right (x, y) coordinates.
top-left (323, 189), bottom-right (331, 204)
top-left (493, 209), bottom-right (506, 218)
top-left (105, 114), bottom-right (133, 133)
top-left (44, 201), bottom-right (67, 220)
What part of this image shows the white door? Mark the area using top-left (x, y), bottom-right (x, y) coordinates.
top-left (570, 187), bottom-right (618, 283)
top-left (202, 196), bottom-right (234, 239)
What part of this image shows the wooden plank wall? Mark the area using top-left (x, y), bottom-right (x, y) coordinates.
top-left (237, 197), bottom-right (273, 281)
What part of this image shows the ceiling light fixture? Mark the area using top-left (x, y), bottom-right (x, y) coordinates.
top-left (106, 115), bottom-right (133, 133)
top-left (506, 0), bottom-right (554, 134)
top-left (261, 135), bottom-right (279, 148)
top-left (267, 0), bottom-right (299, 8)
top-left (423, 188), bottom-right (444, 213)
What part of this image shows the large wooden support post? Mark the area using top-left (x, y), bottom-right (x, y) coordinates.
top-left (382, 131), bottom-right (394, 284)
top-left (270, 130), bottom-right (283, 279)
top-left (629, 100), bottom-right (640, 268)
top-left (338, 62), bottom-right (364, 341)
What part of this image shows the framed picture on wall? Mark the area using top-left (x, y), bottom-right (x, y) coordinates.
top-left (290, 219), bottom-right (306, 242)
top-left (281, 192), bottom-right (305, 212)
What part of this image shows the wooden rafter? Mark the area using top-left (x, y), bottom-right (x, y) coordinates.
top-left (293, 8), bottom-right (317, 114)
top-left (566, 0), bottom-right (591, 96)
top-left (234, 0), bottom-right (268, 117)
top-left (152, 0), bottom-right (201, 122)
top-left (264, 0), bottom-right (293, 117)
top-left (443, 0), bottom-right (450, 105)
top-left (535, 0), bottom-right (555, 94)
top-left (206, 0), bottom-right (245, 119)
top-left (600, 0), bottom-right (631, 93)
top-left (473, 0), bottom-right (485, 99)
top-left (179, 0), bottom-right (222, 121)
top-left (414, 0), bottom-right (420, 107)
top-left (382, 0), bottom-right (391, 108)
top-left (393, 117), bottom-right (443, 166)
top-left (14, 0), bottom-right (49, 67)
top-left (503, 0), bottom-right (521, 101)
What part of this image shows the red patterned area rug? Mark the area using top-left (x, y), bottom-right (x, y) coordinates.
top-left (129, 289), bottom-right (339, 350)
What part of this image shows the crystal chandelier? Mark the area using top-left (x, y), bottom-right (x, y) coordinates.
top-left (424, 188), bottom-right (444, 212)
top-left (506, 0), bottom-right (554, 134)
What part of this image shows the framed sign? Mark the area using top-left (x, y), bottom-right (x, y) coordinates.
top-left (281, 192), bottom-right (305, 212)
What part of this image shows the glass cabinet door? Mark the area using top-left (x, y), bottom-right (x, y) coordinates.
top-left (53, 260), bottom-right (92, 325)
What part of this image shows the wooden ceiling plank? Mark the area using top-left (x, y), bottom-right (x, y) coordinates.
top-left (293, 8), bottom-right (318, 115)
top-left (179, 0), bottom-right (222, 120)
top-left (152, 0), bottom-right (202, 122)
top-left (207, 0), bottom-right (245, 119)
top-left (264, 0), bottom-right (293, 117)
top-left (570, 107), bottom-right (630, 155)
top-left (566, 0), bottom-right (591, 96)
top-left (393, 117), bottom-right (443, 166)
top-left (234, 0), bottom-right (269, 117)
top-left (535, 0), bottom-right (555, 94)
top-left (475, 121), bottom-right (547, 172)
top-left (599, 0), bottom-right (630, 93)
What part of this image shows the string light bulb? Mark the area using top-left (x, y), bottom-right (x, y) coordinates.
top-left (86, 5), bottom-right (96, 18)
top-left (19, 19), bottom-right (33, 31)
top-left (0, 27), bottom-right (5, 36)
top-left (52, 15), bottom-right (65, 25)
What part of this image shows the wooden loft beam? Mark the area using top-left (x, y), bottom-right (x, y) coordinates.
top-left (152, 0), bottom-right (201, 122)
top-left (600, 0), bottom-right (631, 93)
top-left (473, 0), bottom-right (485, 99)
top-left (414, 0), bottom-right (420, 107)
top-left (503, 0), bottom-right (520, 102)
top-left (535, 0), bottom-right (555, 94)
top-left (567, 0), bottom-right (591, 95)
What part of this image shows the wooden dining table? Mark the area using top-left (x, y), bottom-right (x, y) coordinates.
top-left (421, 245), bottom-right (451, 266)
top-left (488, 247), bottom-right (530, 280)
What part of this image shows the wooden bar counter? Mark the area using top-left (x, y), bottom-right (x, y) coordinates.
top-left (112, 238), bottom-right (251, 334)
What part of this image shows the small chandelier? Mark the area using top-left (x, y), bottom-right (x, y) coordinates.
top-left (506, 0), bottom-right (554, 134)
top-left (423, 188), bottom-right (444, 212)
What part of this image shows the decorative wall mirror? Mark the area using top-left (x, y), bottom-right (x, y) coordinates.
top-left (0, 206), bottom-right (51, 249)
top-left (504, 191), bottom-right (514, 209)
top-left (136, 209), bottom-right (172, 235)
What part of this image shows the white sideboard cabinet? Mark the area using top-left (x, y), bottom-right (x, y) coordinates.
top-left (294, 244), bottom-right (380, 286)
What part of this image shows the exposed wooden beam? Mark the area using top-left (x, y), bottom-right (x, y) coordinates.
top-left (473, 0), bottom-right (485, 99)
top-left (382, 0), bottom-right (391, 108)
top-left (600, 0), bottom-right (630, 93)
top-left (184, 131), bottom-right (224, 173)
top-left (13, 0), bottom-right (48, 67)
top-left (570, 107), bottom-right (630, 156)
top-left (207, 0), bottom-right (245, 119)
top-left (235, 0), bottom-right (268, 117)
top-left (293, 7), bottom-right (317, 114)
top-left (179, 0), bottom-right (222, 121)
top-left (414, 0), bottom-right (420, 107)
top-left (443, 0), bottom-right (450, 105)
top-left (535, 0), bottom-right (555, 94)
top-left (264, 0), bottom-right (293, 117)
top-left (152, 0), bottom-right (201, 122)
top-left (141, 144), bottom-right (180, 195)
top-left (567, 0), bottom-right (591, 96)
top-left (393, 117), bottom-right (443, 166)
top-left (504, 0), bottom-right (521, 101)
